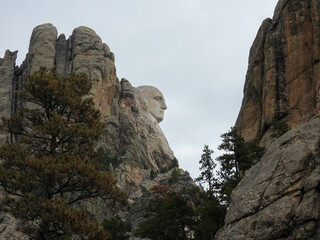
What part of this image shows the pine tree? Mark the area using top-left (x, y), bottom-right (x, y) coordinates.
top-left (0, 67), bottom-right (127, 240)
top-left (193, 129), bottom-right (264, 238)
top-left (195, 145), bottom-right (216, 193)
top-left (216, 127), bottom-right (264, 204)
top-left (194, 192), bottom-right (225, 240)
top-left (135, 184), bottom-right (195, 240)
top-left (102, 217), bottom-right (131, 240)
top-left (194, 146), bottom-right (225, 240)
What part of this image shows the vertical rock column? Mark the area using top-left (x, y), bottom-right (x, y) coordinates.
top-left (0, 50), bottom-right (17, 142)
top-left (236, 0), bottom-right (320, 147)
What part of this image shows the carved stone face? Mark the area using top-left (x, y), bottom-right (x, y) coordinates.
top-left (136, 86), bottom-right (167, 123)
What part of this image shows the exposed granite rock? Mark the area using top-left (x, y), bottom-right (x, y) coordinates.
top-left (26, 23), bottom-right (57, 74)
top-left (6, 23), bottom-right (176, 192)
top-left (55, 33), bottom-right (69, 76)
top-left (0, 214), bottom-right (27, 240)
top-left (0, 23), bottom-right (189, 239)
top-left (236, 0), bottom-right (320, 147)
top-left (216, 115), bottom-right (320, 239)
top-left (70, 26), bottom-right (119, 119)
top-left (217, 1), bottom-right (320, 238)
top-left (0, 50), bottom-right (17, 143)
top-left (114, 85), bottom-right (175, 192)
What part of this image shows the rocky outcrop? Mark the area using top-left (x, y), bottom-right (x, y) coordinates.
top-left (0, 50), bottom-right (17, 143)
top-left (0, 23), bottom-right (193, 239)
top-left (236, 0), bottom-right (320, 147)
top-left (27, 24), bottom-right (57, 74)
top-left (1, 23), bottom-right (177, 192)
top-left (216, 114), bottom-right (320, 239)
top-left (218, 1), bottom-right (320, 238)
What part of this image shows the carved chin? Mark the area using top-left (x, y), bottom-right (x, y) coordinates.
top-left (150, 110), bottom-right (164, 123)
top-left (151, 114), bottom-right (164, 123)
top-left (156, 116), bottom-right (164, 123)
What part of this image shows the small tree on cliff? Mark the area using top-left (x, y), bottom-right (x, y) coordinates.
top-left (216, 127), bottom-right (264, 203)
top-left (270, 119), bottom-right (291, 140)
top-left (0, 68), bottom-right (127, 240)
top-left (195, 145), bottom-right (216, 193)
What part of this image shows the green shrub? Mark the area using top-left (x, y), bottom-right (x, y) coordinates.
top-left (270, 119), bottom-right (291, 140)
top-left (160, 166), bottom-right (168, 173)
top-left (150, 170), bottom-right (158, 180)
top-left (169, 168), bottom-right (180, 184)
top-left (102, 217), bottom-right (131, 240)
top-left (168, 157), bottom-right (179, 170)
top-left (95, 147), bottom-right (121, 171)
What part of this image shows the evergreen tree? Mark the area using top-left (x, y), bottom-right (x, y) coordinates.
top-left (216, 127), bottom-right (264, 204)
top-left (194, 193), bottom-right (225, 240)
top-left (102, 217), bottom-right (131, 240)
top-left (194, 146), bottom-right (225, 240)
top-left (270, 119), bottom-right (291, 140)
top-left (193, 129), bottom-right (264, 238)
top-left (135, 184), bottom-right (195, 240)
top-left (195, 145), bottom-right (216, 193)
top-left (0, 68), bottom-right (127, 240)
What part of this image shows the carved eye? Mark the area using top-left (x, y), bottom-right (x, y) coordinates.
top-left (154, 96), bottom-right (162, 101)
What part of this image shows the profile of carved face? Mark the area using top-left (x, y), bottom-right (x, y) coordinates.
top-left (136, 86), bottom-right (167, 123)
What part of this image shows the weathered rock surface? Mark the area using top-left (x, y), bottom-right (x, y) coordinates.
top-left (26, 23), bottom-right (57, 74)
top-left (0, 50), bottom-right (17, 143)
top-left (217, 115), bottom-right (320, 239)
top-left (0, 23), bottom-right (194, 239)
top-left (1, 23), bottom-right (176, 192)
top-left (236, 0), bottom-right (320, 147)
top-left (218, 1), bottom-right (320, 239)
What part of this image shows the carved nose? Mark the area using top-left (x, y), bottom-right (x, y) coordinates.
top-left (162, 102), bottom-right (167, 110)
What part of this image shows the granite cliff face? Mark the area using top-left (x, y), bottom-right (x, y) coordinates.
top-left (0, 23), bottom-right (193, 238)
top-left (0, 23), bottom-right (177, 192)
top-left (217, 115), bottom-right (320, 239)
top-left (236, 0), bottom-right (320, 147)
top-left (218, 0), bottom-right (320, 239)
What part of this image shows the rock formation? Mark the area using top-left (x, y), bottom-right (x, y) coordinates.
top-left (216, 115), bottom-right (320, 239)
top-left (0, 50), bottom-right (17, 143)
top-left (1, 23), bottom-right (178, 192)
top-left (113, 84), bottom-right (176, 192)
top-left (218, 0), bottom-right (320, 239)
top-left (0, 23), bottom-right (193, 238)
top-left (236, 0), bottom-right (320, 147)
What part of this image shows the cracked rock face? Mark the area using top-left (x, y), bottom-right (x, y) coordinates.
top-left (0, 50), bottom-right (17, 143)
top-left (223, 1), bottom-right (320, 239)
top-left (216, 115), bottom-right (320, 239)
top-left (0, 23), bottom-right (176, 192)
top-left (0, 23), bottom-right (186, 238)
top-left (236, 0), bottom-right (320, 147)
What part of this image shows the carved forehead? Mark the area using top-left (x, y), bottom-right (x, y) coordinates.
top-left (136, 85), bottom-right (164, 99)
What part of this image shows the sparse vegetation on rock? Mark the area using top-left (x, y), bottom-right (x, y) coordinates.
top-left (270, 119), bottom-right (291, 140)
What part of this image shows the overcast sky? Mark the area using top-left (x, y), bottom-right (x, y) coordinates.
top-left (1, 0), bottom-right (279, 179)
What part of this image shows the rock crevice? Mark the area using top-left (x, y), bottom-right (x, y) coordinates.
top-left (236, 0), bottom-right (320, 148)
